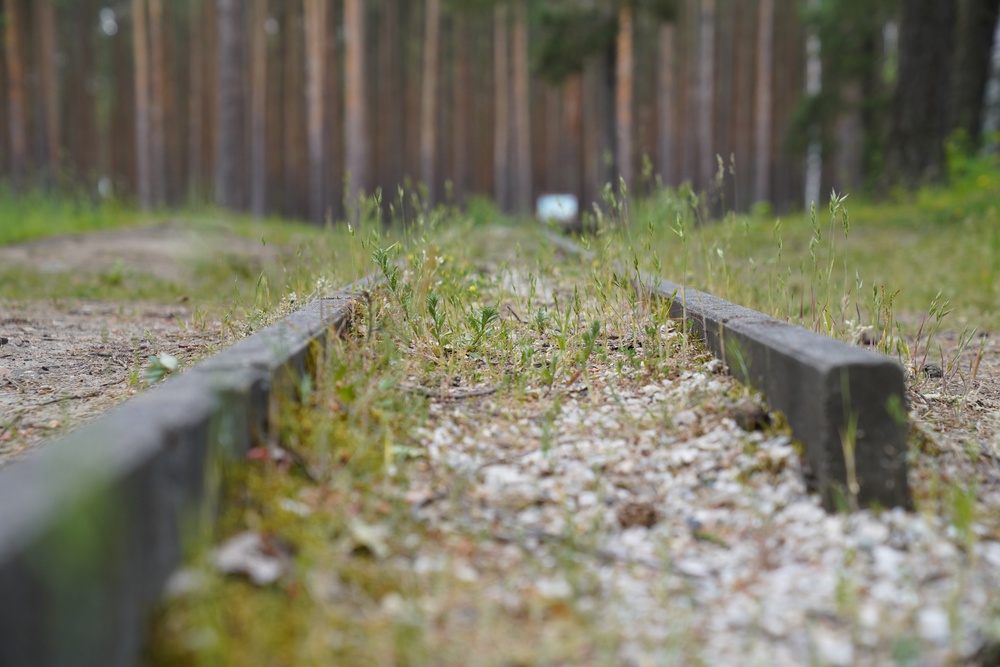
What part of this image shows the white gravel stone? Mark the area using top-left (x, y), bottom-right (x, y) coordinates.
top-left (813, 626), bottom-right (855, 667)
top-left (918, 606), bottom-right (952, 644)
top-left (389, 265), bottom-right (1000, 666)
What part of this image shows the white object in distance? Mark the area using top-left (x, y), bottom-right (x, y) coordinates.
top-left (536, 194), bottom-right (579, 224)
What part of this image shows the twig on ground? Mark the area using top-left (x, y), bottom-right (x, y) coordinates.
top-left (492, 528), bottom-right (663, 570)
top-left (399, 384), bottom-right (498, 401)
top-left (34, 390), bottom-right (102, 408)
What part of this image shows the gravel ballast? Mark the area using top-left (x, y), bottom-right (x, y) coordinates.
top-left (148, 227), bottom-right (1000, 665)
top-left (397, 265), bottom-right (1000, 665)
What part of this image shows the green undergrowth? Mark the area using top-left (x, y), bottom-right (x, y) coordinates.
top-left (146, 218), bottom-right (738, 665)
top-left (0, 187), bottom-right (142, 245)
top-left (0, 199), bottom-right (381, 345)
top-left (142, 183), bottom-right (1000, 662)
top-left (586, 155), bottom-right (1000, 390)
top-left (618, 154), bottom-right (1000, 334)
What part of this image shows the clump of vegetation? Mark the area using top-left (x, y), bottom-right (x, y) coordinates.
top-left (614, 151), bottom-right (1000, 378)
top-left (146, 206), bottom-right (736, 664)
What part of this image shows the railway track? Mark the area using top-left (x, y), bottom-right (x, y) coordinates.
top-left (2, 225), bottom-right (998, 666)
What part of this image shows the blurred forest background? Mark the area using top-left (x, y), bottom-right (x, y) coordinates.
top-left (1, 0), bottom-right (999, 223)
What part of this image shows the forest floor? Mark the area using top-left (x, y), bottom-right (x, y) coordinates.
top-left (0, 223), bottom-right (281, 465)
top-left (2, 220), bottom-right (1000, 664)
top-left (147, 224), bottom-right (1000, 666)
top-left (3, 222), bottom-right (998, 470)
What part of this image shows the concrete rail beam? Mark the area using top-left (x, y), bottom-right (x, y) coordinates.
top-left (547, 231), bottom-right (911, 511)
top-left (648, 277), bottom-right (911, 511)
top-left (0, 290), bottom-right (365, 667)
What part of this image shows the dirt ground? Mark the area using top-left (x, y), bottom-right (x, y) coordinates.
top-left (0, 221), bottom-right (280, 283)
top-left (0, 224), bottom-right (278, 466)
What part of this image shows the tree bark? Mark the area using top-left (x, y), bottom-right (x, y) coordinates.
top-left (133, 0), bottom-right (153, 208)
top-left (249, 0), bottom-right (268, 217)
top-left (35, 0), bottom-right (60, 183)
top-left (283, 0), bottom-right (306, 218)
top-left (344, 0), bottom-right (368, 215)
top-left (563, 73), bottom-right (583, 203)
top-left (379, 0), bottom-right (403, 196)
top-left (420, 0), bottom-right (441, 203)
top-left (834, 80), bottom-right (863, 192)
top-left (715, 1), bottom-right (734, 175)
top-left (582, 55), bottom-right (606, 212)
top-left (732, 0), bottom-right (755, 209)
top-left (452, 15), bottom-right (472, 203)
top-left (215, 0), bottom-right (245, 210)
top-left (304, 0), bottom-right (327, 223)
top-left (203, 0), bottom-right (219, 202)
top-left (885, 0), bottom-right (957, 187)
top-left (187, 0), bottom-right (205, 202)
top-left (950, 0), bottom-right (1000, 147)
top-left (4, 0), bottom-right (28, 189)
top-left (657, 22), bottom-right (676, 186)
top-left (162, 5), bottom-right (181, 203)
top-left (325, 3), bottom-right (342, 221)
top-left (697, 0), bottom-right (715, 190)
top-left (615, 4), bottom-right (634, 193)
top-left (493, 4), bottom-right (510, 212)
top-left (66, 0), bottom-right (98, 182)
top-left (148, 0), bottom-right (168, 205)
top-left (753, 0), bottom-right (774, 204)
top-left (3, 0), bottom-right (27, 189)
top-left (111, 6), bottom-right (136, 194)
top-left (512, 0), bottom-right (532, 214)
top-left (804, 0), bottom-right (822, 209)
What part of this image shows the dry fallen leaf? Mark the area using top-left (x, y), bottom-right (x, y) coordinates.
top-left (347, 520), bottom-right (391, 560)
top-left (212, 531), bottom-right (292, 586)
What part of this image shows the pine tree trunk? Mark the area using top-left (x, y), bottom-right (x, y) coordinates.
top-left (950, 0), bottom-right (1000, 147)
top-left (0, 29), bottom-right (6, 175)
top-left (803, 0), bottom-right (822, 209)
top-left (304, 0), bottom-right (327, 223)
top-left (162, 6), bottom-right (181, 203)
top-left (452, 15), bottom-right (472, 203)
top-left (472, 17), bottom-right (492, 194)
top-left (753, 0), bottom-right (774, 204)
top-left (582, 56), bottom-right (604, 212)
top-left (344, 0), bottom-right (368, 215)
top-left (215, 0), bottom-right (245, 209)
top-left (420, 0), bottom-right (441, 203)
top-left (111, 11), bottom-right (136, 194)
top-left (187, 0), bottom-right (204, 201)
top-left (149, 0), bottom-right (168, 205)
top-left (657, 23), bottom-right (676, 187)
top-left (834, 81), bottom-right (863, 192)
top-left (732, 0), bottom-right (755, 209)
top-left (67, 0), bottom-right (98, 182)
top-left (3, 0), bottom-right (27, 189)
top-left (697, 0), bottom-right (715, 190)
top-left (715, 1), bottom-right (733, 175)
top-left (681, 0), bottom-right (698, 186)
top-left (493, 4), bottom-right (510, 212)
top-left (249, 0), bottom-right (268, 217)
top-left (133, 0), bottom-right (153, 208)
top-left (563, 73), bottom-right (583, 204)
top-left (615, 4), bottom-right (634, 192)
top-left (512, 0), bottom-right (532, 214)
top-left (266, 10), bottom-right (283, 209)
top-left (379, 0), bottom-right (403, 195)
top-left (203, 0), bottom-right (218, 197)
top-left (325, 4), bottom-right (342, 222)
top-left (35, 0), bottom-right (60, 183)
top-left (283, 0), bottom-right (306, 218)
top-left (885, 0), bottom-right (957, 187)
